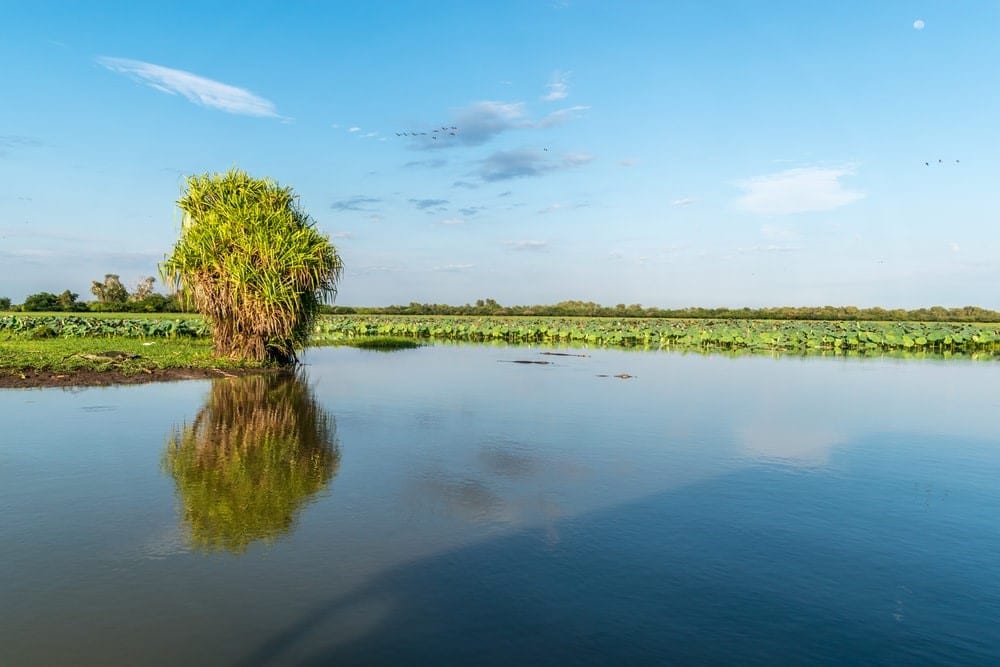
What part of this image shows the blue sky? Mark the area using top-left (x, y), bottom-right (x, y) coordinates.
top-left (2, 1), bottom-right (999, 308)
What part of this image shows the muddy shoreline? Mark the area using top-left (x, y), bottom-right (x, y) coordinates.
top-left (0, 367), bottom-right (281, 389)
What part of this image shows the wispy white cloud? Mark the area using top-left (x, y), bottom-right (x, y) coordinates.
top-left (433, 263), bottom-right (474, 271)
top-left (439, 217), bottom-right (466, 226)
top-left (950, 241), bottom-right (960, 253)
top-left (618, 158), bottom-right (638, 168)
top-left (671, 197), bottom-right (695, 207)
top-left (331, 232), bottom-right (354, 239)
top-left (504, 240), bottom-right (548, 251)
top-left (735, 166), bottom-right (864, 215)
top-left (348, 126), bottom-right (361, 132)
top-left (538, 105), bottom-right (590, 128)
top-left (913, 19), bottom-right (925, 30)
top-left (542, 71), bottom-right (570, 101)
top-left (96, 56), bottom-right (281, 118)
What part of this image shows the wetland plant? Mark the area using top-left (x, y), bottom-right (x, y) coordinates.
top-left (161, 169), bottom-right (343, 364)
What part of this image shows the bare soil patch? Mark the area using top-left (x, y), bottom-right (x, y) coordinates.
top-left (0, 367), bottom-right (281, 389)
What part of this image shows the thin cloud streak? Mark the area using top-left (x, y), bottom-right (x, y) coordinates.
top-left (97, 57), bottom-right (282, 118)
top-left (433, 263), bottom-right (474, 271)
top-left (537, 105), bottom-right (589, 127)
top-left (477, 150), bottom-right (593, 182)
top-left (505, 240), bottom-right (548, 251)
top-left (410, 198), bottom-right (449, 211)
top-left (331, 196), bottom-right (381, 211)
top-left (0, 135), bottom-right (42, 156)
top-left (542, 71), bottom-right (570, 101)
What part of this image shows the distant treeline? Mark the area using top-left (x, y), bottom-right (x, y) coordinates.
top-left (322, 299), bottom-right (1000, 323)
top-left (1, 291), bottom-right (186, 313)
top-left (6, 292), bottom-right (1000, 322)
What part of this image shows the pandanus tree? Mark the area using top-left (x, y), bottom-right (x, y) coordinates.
top-left (161, 169), bottom-right (343, 364)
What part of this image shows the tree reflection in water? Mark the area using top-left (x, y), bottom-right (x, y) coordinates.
top-left (163, 373), bottom-right (339, 553)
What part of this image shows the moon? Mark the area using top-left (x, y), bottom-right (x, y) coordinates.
top-left (913, 19), bottom-right (925, 30)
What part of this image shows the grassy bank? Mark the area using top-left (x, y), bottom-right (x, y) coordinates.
top-left (0, 336), bottom-right (264, 377)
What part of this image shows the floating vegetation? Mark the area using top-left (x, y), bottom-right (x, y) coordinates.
top-left (6, 314), bottom-right (1000, 358)
top-left (343, 336), bottom-right (423, 351)
top-left (311, 315), bottom-right (1000, 357)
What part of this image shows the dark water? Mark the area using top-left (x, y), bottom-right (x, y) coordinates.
top-left (2, 345), bottom-right (999, 665)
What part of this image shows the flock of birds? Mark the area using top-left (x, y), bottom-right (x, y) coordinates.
top-left (925, 159), bottom-right (960, 166)
top-left (396, 126), bottom-right (459, 140)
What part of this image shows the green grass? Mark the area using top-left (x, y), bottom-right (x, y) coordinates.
top-left (339, 336), bottom-right (423, 351)
top-left (0, 336), bottom-right (265, 375)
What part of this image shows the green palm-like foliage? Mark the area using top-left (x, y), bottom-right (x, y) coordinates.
top-left (161, 169), bottom-right (343, 363)
top-left (162, 373), bottom-right (340, 553)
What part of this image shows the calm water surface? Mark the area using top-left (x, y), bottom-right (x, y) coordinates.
top-left (2, 345), bottom-right (999, 665)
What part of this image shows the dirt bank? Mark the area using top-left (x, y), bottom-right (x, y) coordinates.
top-left (0, 367), bottom-right (280, 389)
